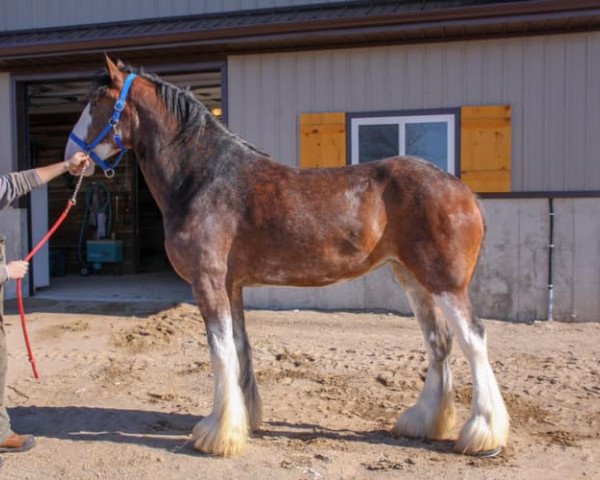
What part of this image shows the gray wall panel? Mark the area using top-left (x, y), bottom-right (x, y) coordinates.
top-left (586, 34), bottom-right (600, 189)
top-left (553, 199), bottom-right (600, 322)
top-left (544, 37), bottom-right (566, 190)
top-left (470, 199), bottom-right (549, 321)
top-left (228, 32), bottom-right (600, 191)
top-left (0, 0), bottom-right (344, 31)
top-left (566, 37), bottom-right (587, 190)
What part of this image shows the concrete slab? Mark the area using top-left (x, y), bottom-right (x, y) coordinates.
top-left (30, 271), bottom-right (194, 304)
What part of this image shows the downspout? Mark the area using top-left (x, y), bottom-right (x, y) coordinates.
top-left (547, 197), bottom-right (554, 321)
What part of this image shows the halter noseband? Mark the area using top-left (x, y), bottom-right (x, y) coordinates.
top-left (69, 73), bottom-right (137, 178)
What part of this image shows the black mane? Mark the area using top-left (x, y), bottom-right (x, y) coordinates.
top-left (93, 64), bottom-right (267, 155)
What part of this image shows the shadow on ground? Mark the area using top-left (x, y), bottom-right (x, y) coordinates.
top-left (9, 406), bottom-right (455, 456)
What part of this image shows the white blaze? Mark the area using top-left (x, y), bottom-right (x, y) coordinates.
top-left (64, 103), bottom-right (92, 161)
top-left (64, 103), bottom-right (117, 171)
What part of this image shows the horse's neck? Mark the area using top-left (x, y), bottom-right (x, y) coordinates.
top-left (131, 109), bottom-right (241, 214)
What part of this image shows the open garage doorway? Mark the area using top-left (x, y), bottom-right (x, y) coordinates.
top-left (23, 67), bottom-right (223, 288)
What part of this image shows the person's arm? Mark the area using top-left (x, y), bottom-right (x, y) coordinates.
top-left (35, 152), bottom-right (90, 183)
top-left (33, 160), bottom-right (72, 184)
top-left (0, 152), bottom-right (89, 210)
top-left (0, 170), bottom-right (42, 210)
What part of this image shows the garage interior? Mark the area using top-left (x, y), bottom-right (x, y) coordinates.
top-left (25, 70), bottom-right (222, 283)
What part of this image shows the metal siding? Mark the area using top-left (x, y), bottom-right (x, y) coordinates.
top-left (423, 44), bottom-right (444, 107)
top-left (228, 32), bottom-right (599, 190)
top-left (276, 54), bottom-right (297, 164)
top-left (260, 55), bottom-right (280, 161)
top-left (442, 43), bottom-right (464, 107)
top-left (586, 34), bottom-right (600, 189)
top-left (331, 49), bottom-right (350, 112)
top-left (522, 37), bottom-right (545, 191)
top-left (405, 46), bottom-right (424, 109)
top-left (241, 56), bottom-right (262, 152)
top-left (314, 50), bottom-right (334, 113)
top-left (481, 42), bottom-right (503, 102)
top-left (348, 49), bottom-right (369, 111)
top-left (0, 0), bottom-right (344, 30)
top-left (296, 52), bottom-right (316, 121)
top-left (367, 47), bottom-right (387, 109)
top-left (565, 36), bottom-right (587, 191)
top-left (463, 42), bottom-right (484, 104)
top-left (502, 40), bottom-right (524, 191)
top-left (543, 37), bottom-right (566, 190)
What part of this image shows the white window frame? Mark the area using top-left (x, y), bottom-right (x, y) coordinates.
top-left (349, 110), bottom-right (458, 175)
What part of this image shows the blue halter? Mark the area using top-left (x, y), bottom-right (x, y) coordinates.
top-left (69, 73), bottom-right (137, 178)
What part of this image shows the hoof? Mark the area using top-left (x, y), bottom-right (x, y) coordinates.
top-left (455, 413), bottom-right (509, 456)
top-left (392, 399), bottom-right (456, 441)
top-left (470, 446), bottom-right (502, 458)
top-left (192, 415), bottom-right (248, 457)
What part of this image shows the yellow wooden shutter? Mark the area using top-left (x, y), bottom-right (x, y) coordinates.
top-left (460, 105), bottom-right (511, 193)
top-left (299, 112), bottom-right (346, 168)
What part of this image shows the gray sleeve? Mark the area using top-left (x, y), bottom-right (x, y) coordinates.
top-left (0, 170), bottom-right (43, 211)
top-left (0, 266), bottom-right (7, 285)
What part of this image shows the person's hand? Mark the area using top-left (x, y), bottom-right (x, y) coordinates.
top-left (66, 152), bottom-right (94, 176)
top-left (6, 261), bottom-right (29, 280)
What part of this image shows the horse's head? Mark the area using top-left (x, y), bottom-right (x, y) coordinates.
top-left (64, 55), bottom-right (139, 177)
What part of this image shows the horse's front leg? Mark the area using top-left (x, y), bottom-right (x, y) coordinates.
top-left (191, 276), bottom-right (249, 457)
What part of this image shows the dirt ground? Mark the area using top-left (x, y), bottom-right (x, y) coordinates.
top-left (0, 299), bottom-right (598, 480)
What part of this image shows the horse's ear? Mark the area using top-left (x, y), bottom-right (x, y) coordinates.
top-left (104, 54), bottom-right (124, 89)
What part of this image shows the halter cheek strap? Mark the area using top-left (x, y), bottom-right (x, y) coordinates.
top-left (69, 73), bottom-right (137, 177)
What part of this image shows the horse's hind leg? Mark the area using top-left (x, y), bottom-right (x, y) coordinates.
top-left (434, 290), bottom-right (509, 455)
top-left (391, 264), bottom-right (456, 441)
top-left (191, 276), bottom-right (249, 456)
top-left (231, 287), bottom-right (263, 430)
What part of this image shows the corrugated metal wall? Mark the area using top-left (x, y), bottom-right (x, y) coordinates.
top-left (0, 0), bottom-right (337, 31)
top-left (228, 32), bottom-right (600, 192)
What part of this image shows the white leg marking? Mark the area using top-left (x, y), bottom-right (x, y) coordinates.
top-left (391, 270), bottom-right (456, 440)
top-left (435, 293), bottom-right (509, 454)
top-left (393, 345), bottom-right (455, 440)
top-left (192, 315), bottom-right (249, 456)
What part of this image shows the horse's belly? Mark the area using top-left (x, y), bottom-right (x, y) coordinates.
top-left (240, 236), bottom-right (389, 287)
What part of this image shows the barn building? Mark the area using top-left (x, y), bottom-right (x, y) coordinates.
top-left (0, 0), bottom-right (598, 321)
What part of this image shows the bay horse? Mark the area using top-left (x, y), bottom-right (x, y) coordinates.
top-left (64, 56), bottom-right (509, 457)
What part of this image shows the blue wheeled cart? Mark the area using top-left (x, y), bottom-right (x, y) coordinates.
top-left (78, 183), bottom-right (123, 276)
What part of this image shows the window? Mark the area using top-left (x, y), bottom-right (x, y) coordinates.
top-left (349, 109), bottom-right (459, 175)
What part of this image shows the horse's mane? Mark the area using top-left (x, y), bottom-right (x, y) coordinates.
top-left (93, 64), bottom-right (267, 155)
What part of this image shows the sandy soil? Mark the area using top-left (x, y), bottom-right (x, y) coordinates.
top-left (0, 299), bottom-right (598, 479)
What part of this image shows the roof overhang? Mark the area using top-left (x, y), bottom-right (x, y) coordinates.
top-left (1, 0), bottom-right (599, 71)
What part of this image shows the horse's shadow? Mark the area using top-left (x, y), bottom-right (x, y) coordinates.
top-left (9, 406), bottom-right (199, 456)
top-left (257, 420), bottom-right (455, 454)
top-left (9, 406), bottom-right (455, 455)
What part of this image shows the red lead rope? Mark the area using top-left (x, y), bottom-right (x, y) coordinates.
top-left (15, 158), bottom-right (89, 379)
top-left (16, 199), bottom-right (76, 379)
